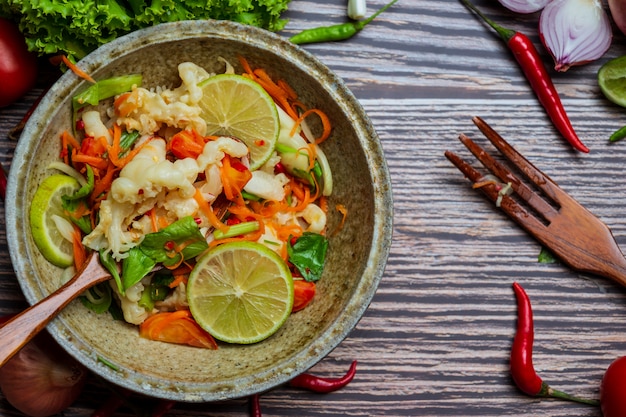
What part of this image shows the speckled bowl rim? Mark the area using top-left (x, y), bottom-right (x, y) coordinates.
top-left (5, 20), bottom-right (393, 402)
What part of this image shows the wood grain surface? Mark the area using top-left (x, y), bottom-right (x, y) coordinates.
top-left (2, 0), bottom-right (626, 416)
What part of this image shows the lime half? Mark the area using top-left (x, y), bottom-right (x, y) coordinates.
top-left (29, 174), bottom-right (80, 268)
top-left (187, 241), bottom-right (294, 344)
top-left (599, 55), bottom-right (626, 108)
top-left (198, 74), bottom-right (279, 170)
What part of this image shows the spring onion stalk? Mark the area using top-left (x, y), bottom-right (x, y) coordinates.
top-left (213, 221), bottom-right (260, 240)
top-left (348, 0), bottom-right (367, 19)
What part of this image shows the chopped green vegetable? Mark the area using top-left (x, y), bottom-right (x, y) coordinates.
top-left (80, 282), bottom-right (112, 313)
top-left (287, 232), bottom-right (328, 282)
top-left (73, 74), bottom-right (142, 112)
top-left (0, 0), bottom-right (292, 61)
top-left (538, 247), bottom-right (557, 264)
top-left (213, 221), bottom-right (260, 240)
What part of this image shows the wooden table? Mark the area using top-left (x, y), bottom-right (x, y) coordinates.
top-left (2, 0), bottom-right (626, 415)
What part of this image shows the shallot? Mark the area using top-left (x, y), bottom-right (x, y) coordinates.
top-left (539, 0), bottom-right (612, 72)
top-left (497, 0), bottom-right (550, 14)
top-left (0, 327), bottom-right (87, 417)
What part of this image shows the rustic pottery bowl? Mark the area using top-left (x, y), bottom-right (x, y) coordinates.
top-left (5, 20), bottom-right (393, 402)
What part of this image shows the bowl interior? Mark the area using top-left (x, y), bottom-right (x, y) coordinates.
top-left (6, 21), bottom-right (392, 402)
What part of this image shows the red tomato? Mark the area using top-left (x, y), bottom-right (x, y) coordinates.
top-left (0, 18), bottom-right (37, 107)
top-left (292, 280), bottom-right (316, 312)
top-left (601, 356), bottom-right (626, 417)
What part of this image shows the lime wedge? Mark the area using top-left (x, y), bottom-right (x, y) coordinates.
top-left (599, 55), bottom-right (626, 107)
top-left (29, 174), bottom-right (80, 268)
top-left (198, 74), bottom-right (279, 170)
top-left (187, 241), bottom-right (294, 344)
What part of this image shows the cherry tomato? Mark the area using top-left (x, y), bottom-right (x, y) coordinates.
top-left (0, 18), bottom-right (37, 107)
top-left (292, 280), bottom-right (316, 312)
top-left (600, 356), bottom-right (626, 417)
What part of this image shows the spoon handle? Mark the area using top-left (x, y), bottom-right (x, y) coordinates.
top-left (0, 252), bottom-right (110, 367)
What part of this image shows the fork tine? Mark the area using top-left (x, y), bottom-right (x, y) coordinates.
top-left (472, 116), bottom-right (572, 206)
top-left (444, 150), bottom-right (548, 234)
top-left (457, 133), bottom-right (559, 223)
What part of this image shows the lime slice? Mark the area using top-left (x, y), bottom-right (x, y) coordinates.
top-left (29, 174), bottom-right (80, 268)
top-left (598, 55), bottom-right (626, 107)
top-left (187, 241), bottom-right (294, 344)
top-left (198, 74), bottom-right (279, 170)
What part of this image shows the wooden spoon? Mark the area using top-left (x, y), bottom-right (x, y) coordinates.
top-left (0, 198), bottom-right (233, 368)
top-left (0, 252), bottom-right (110, 367)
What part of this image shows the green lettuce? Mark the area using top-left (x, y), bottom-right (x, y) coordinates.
top-left (0, 0), bottom-right (291, 61)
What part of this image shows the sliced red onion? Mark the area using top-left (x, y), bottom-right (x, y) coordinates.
top-left (539, 0), bottom-right (612, 72)
top-left (609, 0), bottom-right (626, 35)
top-left (497, 0), bottom-right (550, 14)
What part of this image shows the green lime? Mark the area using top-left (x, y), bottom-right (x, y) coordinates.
top-left (198, 74), bottom-right (279, 170)
top-left (29, 174), bottom-right (81, 268)
top-left (598, 55), bottom-right (626, 107)
top-left (187, 241), bottom-right (294, 344)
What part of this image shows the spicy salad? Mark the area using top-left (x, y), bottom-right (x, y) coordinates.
top-left (30, 57), bottom-right (342, 348)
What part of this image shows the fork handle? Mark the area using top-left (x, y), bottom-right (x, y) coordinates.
top-left (0, 253), bottom-right (110, 367)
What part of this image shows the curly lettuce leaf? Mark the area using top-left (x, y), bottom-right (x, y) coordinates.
top-left (0, 0), bottom-right (291, 61)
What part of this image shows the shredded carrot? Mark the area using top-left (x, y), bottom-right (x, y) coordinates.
top-left (106, 124), bottom-right (149, 168)
top-left (72, 225), bottom-right (87, 271)
top-left (168, 274), bottom-right (187, 289)
top-left (332, 204), bottom-right (348, 236)
top-left (62, 130), bottom-right (81, 150)
top-left (193, 189), bottom-right (229, 233)
top-left (90, 163), bottom-right (119, 202)
top-left (239, 56), bottom-right (255, 77)
top-left (70, 152), bottom-right (109, 171)
top-left (290, 108), bottom-right (332, 145)
top-left (114, 91), bottom-right (140, 117)
top-left (472, 179), bottom-right (498, 189)
top-left (148, 208), bottom-right (159, 233)
top-left (60, 55), bottom-right (96, 84)
top-left (318, 196), bottom-right (328, 213)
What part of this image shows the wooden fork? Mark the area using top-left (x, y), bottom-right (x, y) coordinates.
top-left (444, 116), bottom-right (626, 288)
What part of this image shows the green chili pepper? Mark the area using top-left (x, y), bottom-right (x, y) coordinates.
top-left (290, 0), bottom-right (398, 45)
top-left (609, 125), bottom-right (626, 142)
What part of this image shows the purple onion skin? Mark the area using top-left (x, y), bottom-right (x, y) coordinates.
top-left (540, 0), bottom-right (612, 72)
top-left (498, 0), bottom-right (550, 14)
top-left (609, 0), bottom-right (626, 35)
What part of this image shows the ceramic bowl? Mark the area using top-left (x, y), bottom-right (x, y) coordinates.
top-left (5, 20), bottom-right (393, 402)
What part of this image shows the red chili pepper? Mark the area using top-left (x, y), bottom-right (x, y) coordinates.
top-left (289, 360), bottom-right (357, 393)
top-left (511, 282), bottom-right (598, 405)
top-left (511, 281), bottom-right (545, 396)
top-left (249, 394), bottom-right (262, 417)
top-left (460, 0), bottom-right (589, 153)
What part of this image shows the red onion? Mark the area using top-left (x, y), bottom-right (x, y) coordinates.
top-left (609, 0), bottom-right (626, 35)
top-left (0, 329), bottom-right (87, 417)
top-left (539, 0), bottom-right (612, 72)
top-left (497, 0), bottom-right (550, 14)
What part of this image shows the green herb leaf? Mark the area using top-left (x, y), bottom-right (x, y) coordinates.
top-left (287, 232), bottom-right (328, 282)
top-left (99, 249), bottom-right (124, 294)
top-left (122, 246), bottom-right (157, 290)
top-left (138, 216), bottom-right (209, 267)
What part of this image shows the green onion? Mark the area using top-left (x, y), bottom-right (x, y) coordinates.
top-left (213, 221), bottom-right (260, 240)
